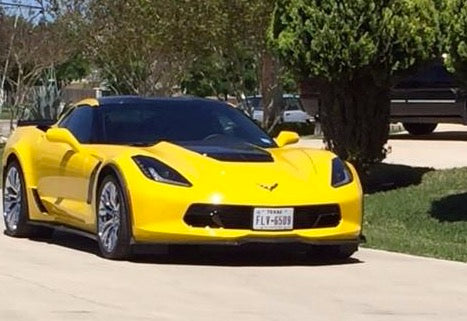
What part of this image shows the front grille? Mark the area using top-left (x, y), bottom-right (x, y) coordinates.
top-left (184, 204), bottom-right (341, 230)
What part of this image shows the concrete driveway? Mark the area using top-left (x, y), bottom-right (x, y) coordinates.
top-left (296, 124), bottom-right (467, 169)
top-left (1, 124), bottom-right (467, 320)
top-left (1, 219), bottom-right (466, 321)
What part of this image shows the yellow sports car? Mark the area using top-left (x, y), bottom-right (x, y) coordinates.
top-left (2, 96), bottom-right (363, 259)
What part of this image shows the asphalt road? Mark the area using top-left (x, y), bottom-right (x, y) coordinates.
top-left (1, 124), bottom-right (467, 321)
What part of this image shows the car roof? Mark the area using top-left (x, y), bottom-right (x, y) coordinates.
top-left (74, 96), bottom-right (229, 108)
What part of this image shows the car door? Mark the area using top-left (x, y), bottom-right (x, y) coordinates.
top-left (35, 105), bottom-right (100, 229)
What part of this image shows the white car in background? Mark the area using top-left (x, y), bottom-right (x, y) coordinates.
top-left (237, 94), bottom-right (314, 124)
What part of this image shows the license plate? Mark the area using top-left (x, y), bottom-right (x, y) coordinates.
top-left (252, 208), bottom-right (294, 230)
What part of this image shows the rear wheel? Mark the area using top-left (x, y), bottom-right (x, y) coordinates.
top-left (307, 244), bottom-right (358, 260)
top-left (3, 161), bottom-right (53, 238)
top-left (96, 175), bottom-right (131, 259)
top-left (402, 123), bottom-right (437, 135)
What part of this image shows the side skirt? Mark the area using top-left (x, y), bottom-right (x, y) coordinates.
top-left (29, 188), bottom-right (97, 241)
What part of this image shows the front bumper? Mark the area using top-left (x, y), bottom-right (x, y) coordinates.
top-left (130, 234), bottom-right (365, 246)
top-left (118, 156), bottom-right (364, 246)
top-left (127, 186), bottom-right (363, 246)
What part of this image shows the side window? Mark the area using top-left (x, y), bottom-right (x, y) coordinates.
top-left (57, 106), bottom-right (75, 126)
top-left (59, 106), bottom-right (95, 143)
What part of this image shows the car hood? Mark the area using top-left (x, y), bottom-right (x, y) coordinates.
top-left (133, 141), bottom-right (336, 202)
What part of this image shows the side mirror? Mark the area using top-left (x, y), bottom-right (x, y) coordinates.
top-left (45, 127), bottom-right (82, 152)
top-left (274, 131), bottom-right (300, 147)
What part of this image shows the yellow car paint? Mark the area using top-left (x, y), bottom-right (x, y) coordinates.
top-left (2, 98), bottom-right (363, 247)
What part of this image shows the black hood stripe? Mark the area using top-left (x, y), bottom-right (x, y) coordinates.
top-left (177, 141), bottom-right (274, 162)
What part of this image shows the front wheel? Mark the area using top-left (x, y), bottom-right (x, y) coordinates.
top-left (3, 161), bottom-right (53, 238)
top-left (3, 161), bottom-right (31, 236)
top-left (402, 123), bottom-right (437, 135)
top-left (96, 175), bottom-right (132, 260)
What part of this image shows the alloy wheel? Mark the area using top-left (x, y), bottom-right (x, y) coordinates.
top-left (4, 166), bottom-right (22, 232)
top-left (98, 181), bottom-right (121, 253)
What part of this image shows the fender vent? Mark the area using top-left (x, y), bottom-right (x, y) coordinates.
top-left (32, 188), bottom-right (48, 213)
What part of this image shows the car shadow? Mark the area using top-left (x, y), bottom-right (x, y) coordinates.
top-left (362, 163), bottom-right (434, 194)
top-left (429, 192), bottom-right (467, 222)
top-left (27, 230), bottom-right (101, 255)
top-left (389, 131), bottom-right (467, 141)
top-left (26, 231), bottom-right (363, 267)
top-left (130, 244), bottom-right (363, 267)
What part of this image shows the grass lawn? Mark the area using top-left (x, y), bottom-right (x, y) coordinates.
top-left (363, 165), bottom-right (467, 262)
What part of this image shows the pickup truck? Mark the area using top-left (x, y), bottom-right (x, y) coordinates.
top-left (390, 62), bottom-right (467, 135)
top-left (237, 94), bottom-right (314, 124)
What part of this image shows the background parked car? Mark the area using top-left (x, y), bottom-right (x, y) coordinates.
top-left (237, 94), bottom-right (314, 124)
top-left (390, 61), bottom-right (467, 135)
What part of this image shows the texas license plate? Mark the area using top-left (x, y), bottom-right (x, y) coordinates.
top-left (252, 208), bottom-right (294, 230)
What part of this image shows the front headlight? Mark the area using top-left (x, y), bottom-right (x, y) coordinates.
top-left (132, 156), bottom-right (192, 187)
top-left (331, 157), bottom-right (353, 187)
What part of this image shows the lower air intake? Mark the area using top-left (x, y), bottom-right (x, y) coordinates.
top-left (184, 204), bottom-right (341, 230)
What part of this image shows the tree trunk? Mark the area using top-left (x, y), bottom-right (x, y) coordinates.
top-left (260, 52), bottom-right (283, 132)
top-left (298, 79), bottom-right (320, 118)
top-left (314, 75), bottom-right (390, 171)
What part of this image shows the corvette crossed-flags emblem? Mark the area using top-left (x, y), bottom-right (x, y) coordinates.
top-left (258, 183), bottom-right (279, 191)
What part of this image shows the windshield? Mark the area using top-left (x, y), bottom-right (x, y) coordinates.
top-left (97, 100), bottom-right (276, 148)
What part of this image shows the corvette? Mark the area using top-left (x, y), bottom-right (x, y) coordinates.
top-left (2, 96), bottom-right (363, 259)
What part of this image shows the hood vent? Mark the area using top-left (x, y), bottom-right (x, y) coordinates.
top-left (178, 141), bottom-right (274, 162)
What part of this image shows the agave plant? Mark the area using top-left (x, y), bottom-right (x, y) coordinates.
top-left (25, 68), bottom-right (63, 121)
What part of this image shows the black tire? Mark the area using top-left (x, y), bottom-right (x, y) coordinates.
top-left (3, 160), bottom-right (53, 238)
top-left (96, 175), bottom-right (132, 260)
top-left (402, 123), bottom-right (437, 135)
top-left (307, 244), bottom-right (358, 260)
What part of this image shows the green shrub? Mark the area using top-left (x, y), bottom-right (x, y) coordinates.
top-left (270, 0), bottom-right (440, 170)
